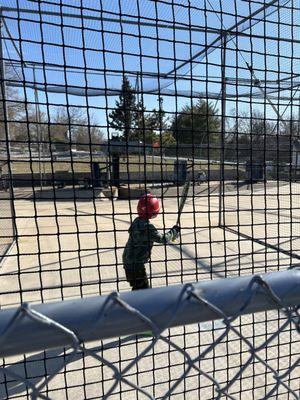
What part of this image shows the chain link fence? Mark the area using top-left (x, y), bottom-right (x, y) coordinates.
top-left (0, 270), bottom-right (299, 399)
top-left (0, 0), bottom-right (300, 399)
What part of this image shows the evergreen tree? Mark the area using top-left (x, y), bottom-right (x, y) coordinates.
top-left (171, 99), bottom-right (220, 144)
top-left (109, 76), bottom-right (138, 141)
top-left (132, 97), bottom-right (173, 145)
top-left (132, 107), bottom-right (162, 144)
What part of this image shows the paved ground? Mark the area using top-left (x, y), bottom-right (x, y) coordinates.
top-left (0, 190), bottom-right (14, 257)
top-left (0, 181), bottom-right (299, 399)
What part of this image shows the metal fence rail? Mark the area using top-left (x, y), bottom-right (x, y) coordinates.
top-left (0, 269), bottom-right (299, 399)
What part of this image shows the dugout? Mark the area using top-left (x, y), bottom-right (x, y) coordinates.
top-left (245, 160), bottom-right (264, 182)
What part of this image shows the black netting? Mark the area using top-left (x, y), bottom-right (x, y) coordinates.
top-left (0, 0), bottom-right (300, 399)
top-left (0, 162), bottom-right (14, 258)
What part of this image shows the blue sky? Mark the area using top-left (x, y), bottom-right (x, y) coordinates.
top-left (1, 0), bottom-right (300, 135)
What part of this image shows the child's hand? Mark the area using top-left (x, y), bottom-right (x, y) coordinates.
top-left (171, 225), bottom-right (181, 240)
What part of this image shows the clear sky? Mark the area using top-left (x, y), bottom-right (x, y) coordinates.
top-left (1, 0), bottom-right (300, 136)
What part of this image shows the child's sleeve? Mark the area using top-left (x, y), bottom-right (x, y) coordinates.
top-left (148, 224), bottom-right (179, 244)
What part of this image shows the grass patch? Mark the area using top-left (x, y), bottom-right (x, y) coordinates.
top-left (11, 156), bottom-right (236, 175)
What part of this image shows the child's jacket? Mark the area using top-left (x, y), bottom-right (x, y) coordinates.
top-left (123, 217), bottom-right (176, 267)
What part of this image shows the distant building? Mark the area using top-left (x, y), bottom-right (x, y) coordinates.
top-left (102, 139), bottom-right (152, 155)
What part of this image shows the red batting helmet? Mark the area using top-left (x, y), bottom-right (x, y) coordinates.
top-left (137, 193), bottom-right (160, 219)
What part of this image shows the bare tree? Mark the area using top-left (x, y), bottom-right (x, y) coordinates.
top-left (226, 110), bottom-right (277, 162)
top-left (50, 106), bottom-right (104, 152)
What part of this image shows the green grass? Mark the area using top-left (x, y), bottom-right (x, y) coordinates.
top-left (11, 156), bottom-right (236, 175)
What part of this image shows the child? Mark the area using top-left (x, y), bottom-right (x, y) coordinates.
top-left (123, 193), bottom-right (180, 291)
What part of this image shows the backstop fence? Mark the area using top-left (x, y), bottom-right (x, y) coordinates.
top-left (0, 0), bottom-right (300, 398)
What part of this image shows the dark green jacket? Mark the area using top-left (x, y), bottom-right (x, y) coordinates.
top-left (123, 218), bottom-right (176, 267)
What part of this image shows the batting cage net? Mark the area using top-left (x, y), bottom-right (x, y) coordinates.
top-left (0, 0), bottom-right (300, 398)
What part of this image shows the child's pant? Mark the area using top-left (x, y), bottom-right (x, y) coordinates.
top-left (124, 263), bottom-right (149, 291)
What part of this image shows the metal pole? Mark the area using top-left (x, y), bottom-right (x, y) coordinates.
top-left (296, 96), bottom-right (300, 176)
top-left (152, 144), bottom-right (155, 183)
top-left (153, 96), bottom-right (164, 183)
top-left (298, 96), bottom-right (300, 138)
top-left (0, 268), bottom-right (299, 357)
top-left (0, 2), bottom-right (285, 39)
top-left (136, 74), bottom-right (141, 188)
top-left (33, 65), bottom-right (43, 190)
top-left (218, 32), bottom-right (227, 227)
top-left (0, 10), bottom-right (17, 245)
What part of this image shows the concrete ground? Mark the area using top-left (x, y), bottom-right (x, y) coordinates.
top-left (0, 181), bottom-right (299, 399)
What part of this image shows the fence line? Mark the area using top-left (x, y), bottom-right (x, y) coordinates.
top-left (0, 268), bottom-right (299, 358)
top-left (0, 269), bottom-right (299, 399)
